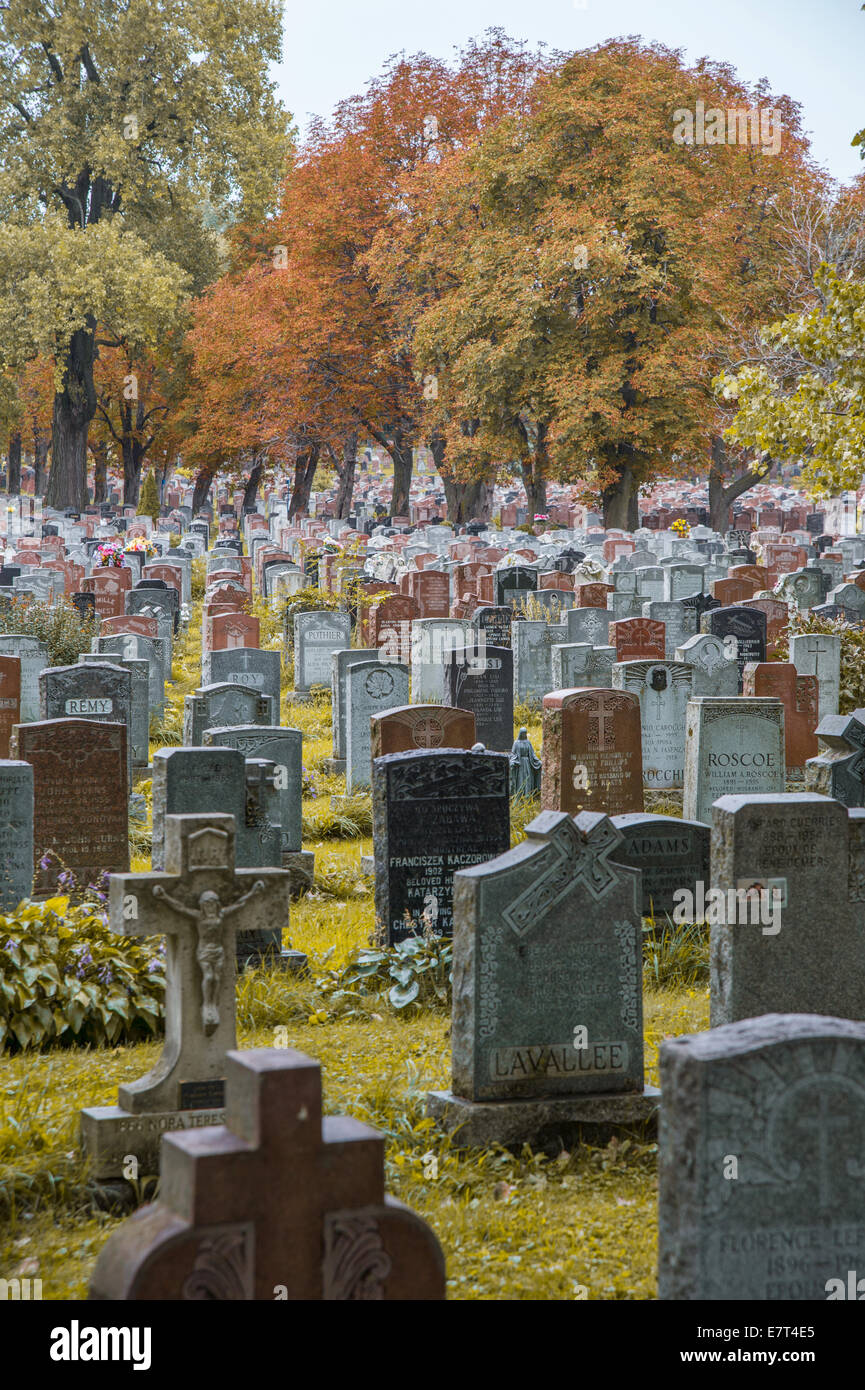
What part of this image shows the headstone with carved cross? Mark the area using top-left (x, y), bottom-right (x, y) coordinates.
top-left (79, 813), bottom-right (292, 1179)
top-left (89, 1047), bottom-right (446, 1300)
top-left (659, 1013), bottom-right (865, 1300)
top-left (427, 810), bottom-right (659, 1149)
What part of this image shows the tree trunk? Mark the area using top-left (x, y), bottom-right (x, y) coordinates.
top-left (242, 456), bottom-right (264, 512)
top-left (7, 432), bottom-right (22, 494)
top-left (708, 435), bottom-right (769, 532)
top-left (601, 447), bottom-right (639, 530)
top-left (390, 438), bottom-right (413, 518)
top-left (288, 443), bottom-right (320, 519)
top-left (335, 432), bottom-right (357, 519)
top-left (91, 440), bottom-right (109, 504)
top-left (33, 426), bottom-right (50, 497)
top-left (46, 325), bottom-right (96, 510)
top-left (516, 419), bottom-right (549, 523)
top-left (192, 467), bottom-right (215, 513)
top-left (442, 475), bottom-right (492, 525)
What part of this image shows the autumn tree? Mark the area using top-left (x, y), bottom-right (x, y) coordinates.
top-left (381, 40), bottom-right (813, 526)
top-left (0, 0), bottom-right (288, 508)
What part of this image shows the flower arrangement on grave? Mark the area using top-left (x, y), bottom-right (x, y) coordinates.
top-left (94, 540), bottom-right (125, 567)
top-left (124, 536), bottom-right (156, 557)
top-left (671, 518), bottom-right (691, 538)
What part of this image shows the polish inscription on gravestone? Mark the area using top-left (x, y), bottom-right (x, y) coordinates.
top-left (373, 748), bottom-right (510, 944)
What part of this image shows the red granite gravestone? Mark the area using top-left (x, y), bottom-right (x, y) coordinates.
top-left (11, 718), bottom-right (129, 891)
top-left (541, 687), bottom-right (644, 816)
top-left (100, 614), bottom-right (159, 639)
top-left (410, 570), bottom-right (450, 618)
top-left (89, 1049), bottom-right (446, 1300)
top-left (609, 618), bottom-right (666, 663)
top-left (574, 582), bottom-right (613, 609)
top-left (369, 595), bottom-right (418, 665)
top-left (211, 613), bottom-right (260, 652)
top-left (370, 704), bottom-right (476, 760)
top-left (742, 662), bottom-right (819, 769)
top-left (85, 568), bottom-right (132, 619)
top-left (712, 577), bottom-right (758, 606)
top-left (0, 655), bottom-right (21, 758)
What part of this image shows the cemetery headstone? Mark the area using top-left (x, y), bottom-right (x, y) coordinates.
top-left (683, 696), bottom-right (785, 825)
top-left (541, 688), bottom-right (643, 816)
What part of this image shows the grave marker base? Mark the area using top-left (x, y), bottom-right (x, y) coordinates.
top-left (80, 1104), bottom-right (227, 1180)
top-left (425, 1086), bottom-right (660, 1150)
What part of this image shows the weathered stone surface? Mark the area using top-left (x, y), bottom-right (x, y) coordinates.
top-left (11, 718), bottom-right (129, 891)
top-left (80, 814), bottom-right (291, 1179)
top-left (541, 688), bottom-right (643, 816)
top-left (204, 725), bottom-right (303, 852)
top-left (709, 792), bottom-right (865, 1025)
top-left (293, 611), bottom-right (351, 692)
top-left (89, 1047), bottom-right (446, 1300)
top-left (683, 696), bottom-right (785, 825)
top-left (183, 683), bottom-right (276, 746)
top-left (370, 704), bottom-right (475, 760)
top-left (345, 660), bottom-right (409, 792)
top-left (0, 760), bottom-right (33, 908)
top-left (611, 812), bottom-right (710, 918)
top-left (659, 1014), bottom-right (865, 1300)
top-left (443, 645), bottom-right (513, 753)
top-left (806, 711), bottom-right (865, 806)
top-left (612, 659), bottom-right (693, 789)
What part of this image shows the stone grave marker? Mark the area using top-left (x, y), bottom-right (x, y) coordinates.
top-left (789, 633), bottom-right (841, 722)
top-left (89, 1047), bottom-right (446, 1299)
top-left (659, 1014), bottom-right (865, 1301)
top-left (806, 711), bottom-right (865, 806)
top-left (0, 635), bottom-right (49, 722)
top-left (551, 642), bottom-right (615, 691)
top-left (541, 688), bottom-right (643, 816)
top-left (710, 792), bottom-right (865, 1024)
top-left (80, 813), bottom-right (291, 1179)
top-left (512, 619), bottom-right (567, 705)
top-left (80, 653), bottom-right (149, 769)
top-left (610, 812), bottom-right (710, 919)
top-left (209, 647), bottom-right (281, 709)
top-left (372, 746), bottom-right (510, 944)
top-left (443, 645), bottom-right (513, 753)
top-left (0, 655), bottom-right (21, 758)
top-left (495, 565), bottom-right (537, 608)
top-left (426, 811), bottom-right (658, 1148)
top-left (566, 606), bottom-right (611, 648)
top-left (742, 662), bottom-right (819, 772)
top-left (183, 683), bottom-right (276, 746)
top-left (612, 660), bottom-right (693, 789)
top-left (683, 696), bottom-right (785, 825)
top-left (0, 760), bottom-right (33, 908)
top-left (410, 619), bottom-right (473, 702)
top-left (370, 704), bottom-right (476, 760)
top-left (292, 611), bottom-right (351, 694)
top-left (641, 599), bottom-right (695, 658)
top-left (345, 660), bottom-right (410, 792)
top-left (11, 718), bottom-right (129, 892)
top-left (609, 617), bottom-right (666, 663)
top-left (328, 648), bottom-right (377, 771)
top-left (203, 726), bottom-right (303, 859)
top-left (703, 606), bottom-right (767, 692)
top-left (473, 605), bottom-right (512, 649)
top-left (674, 634), bottom-right (738, 698)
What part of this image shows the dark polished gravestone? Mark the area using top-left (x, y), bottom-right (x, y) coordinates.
top-left (426, 811), bottom-right (659, 1149)
top-left (372, 746), bottom-right (510, 945)
top-left (806, 711), bottom-right (865, 807)
top-left (494, 565), bottom-right (537, 609)
top-left (709, 792), bottom-right (865, 1026)
top-left (610, 813), bottom-right (710, 920)
top-left (80, 814), bottom-right (292, 1180)
top-left (0, 760), bottom-right (34, 909)
top-left (702, 605), bottom-right (767, 692)
top-left (473, 605), bottom-right (512, 649)
top-left (89, 1048), bottom-right (446, 1300)
top-left (10, 719), bottom-right (129, 893)
top-left (658, 1014), bottom-right (865, 1301)
top-left (442, 645), bottom-right (513, 753)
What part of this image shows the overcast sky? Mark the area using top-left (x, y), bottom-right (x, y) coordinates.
top-left (273, 0), bottom-right (863, 183)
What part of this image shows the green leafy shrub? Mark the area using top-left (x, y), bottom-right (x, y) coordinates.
top-left (325, 935), bottom-right (453, 1015)
top-left (0, 898), bottom-right (165, 1052)
top-left (776, 609), bottom-right (865, 714)
top-left (0, 596), bottom-right (98, 666)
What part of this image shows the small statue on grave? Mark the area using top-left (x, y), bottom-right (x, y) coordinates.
top-left (152, 881), bottom-right (265, 1034)
top-left (509, 726), bottom-right (541, 799)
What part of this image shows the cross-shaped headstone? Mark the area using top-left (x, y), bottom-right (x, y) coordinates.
top-left (80, 812), bottom-right (291, 1179)
top-left (89, 1048), bottom-right (447, 1300)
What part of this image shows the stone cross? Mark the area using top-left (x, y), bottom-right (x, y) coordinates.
top-left (80, 813), bottom-right (291, 1178)
top-left (89, 1048), bottom-right (447, 1300)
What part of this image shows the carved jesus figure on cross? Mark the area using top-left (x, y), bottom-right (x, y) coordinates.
top-left (152, 881), bottom-right (265, 1035)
